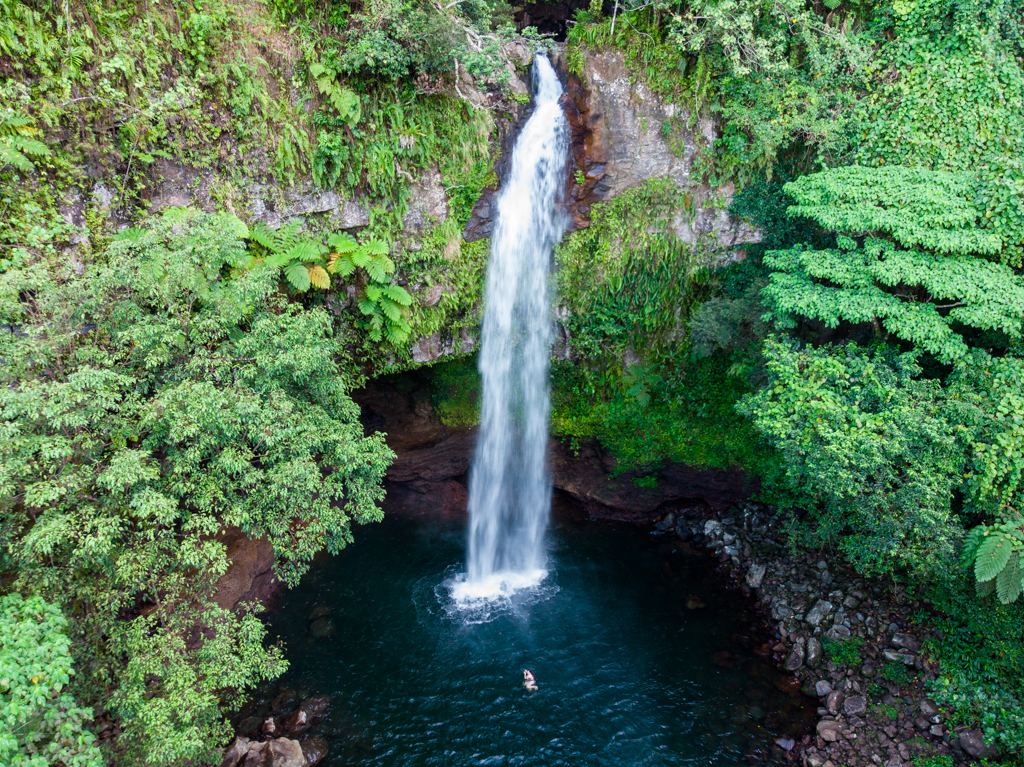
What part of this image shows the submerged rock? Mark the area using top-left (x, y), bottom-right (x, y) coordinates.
top-left (309, 618), bottom-right (336, 639)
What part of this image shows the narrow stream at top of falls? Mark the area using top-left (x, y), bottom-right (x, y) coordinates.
top-left (454, 53), bottom-right (568, 604)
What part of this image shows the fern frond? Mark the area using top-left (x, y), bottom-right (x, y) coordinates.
top-left (113, 227), bottom-right (147, 243)
top-left (248, 222), bottom-right (278, 250)
top-left (363, 239), bottom-right (388, 256)
top-left (384, 284), bottom-right (413, 306)
top-left (350, 248), bottom-right (371, 268)
top-left (265, 250), bottom-right (292, 269)
top-left (327, 253), bottom-right (356, 276)
top-left (357, 297), bottom-right (378, 316)
top-left (286, 240), bottom-right (322, 263)
top-left (0, 147), bottom-right (36, 172)
top-left (276, 223), bottom-right (302, 251)
top-left (308, 265), bottom-right (330, 290)
top-left (383, 323), bottom-right (407, 345)
top-left (364, 257), bottom-right (390, 283)
top-left (284, 262), bottom-right (311, 292)
top-left (997, 551), bottom-right (1022, 604)
top-left (327, 231), bottom-right (358, 253)
top-left (364, 284), bottom-right (382, 302)
top-left (976, 532), bottom-right (1016, 582)
top-left (380, 300), bottom-right (403, 322)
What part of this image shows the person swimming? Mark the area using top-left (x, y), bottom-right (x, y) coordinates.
top-left (523, 669), bottom-right (538, 692)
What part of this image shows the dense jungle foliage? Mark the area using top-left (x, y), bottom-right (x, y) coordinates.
top-left (2, 0), bottom-right (1024, 762)
top-left (554, 0), bottom-right (1024, 760)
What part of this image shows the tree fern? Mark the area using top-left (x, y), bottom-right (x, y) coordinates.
top-left (246, 226), bottom-right (409, 342)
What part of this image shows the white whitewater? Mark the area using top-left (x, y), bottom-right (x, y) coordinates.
top-left (454, 54), bottom-right (568, 603)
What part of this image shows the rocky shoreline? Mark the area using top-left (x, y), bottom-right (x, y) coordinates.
top-left (658, 501), bottom-right (996, 767)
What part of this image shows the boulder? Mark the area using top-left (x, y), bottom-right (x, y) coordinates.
top-left (745, 563), bottom-right (767, 589)
top-left (843, 695), bottom-right (867, 716)
top-left (221, 737), bottom-right (252, 767)
top-left (815, 680), bottom-right (833, 697)
top-left (300, 737), bottom-right (329, 766)
top-left (958, 729), bottom-right (994, 759)
top-left (826, 625), bottom-right (851, 642)
top-left (816, 720), bottom-right (842, 742)
top-left (826, 690), bottom-right (844, 716)
top-left (267, 738), bottom-right (305, 767)
top-left (806, 637), bottom-right (823, 668)
top-left (784, 643), bottom-right (805, 671)
top-left (213, 528), bottom-right (281, 612)
top-left (805, 600), bottom-right (834, 628)
top-left (892, 633), bottom-right (922, 652)
top-left (883, 649), bottom-right (915, 665)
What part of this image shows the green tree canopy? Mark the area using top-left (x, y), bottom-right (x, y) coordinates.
top-left (0, 208), bottom-right (393, 764)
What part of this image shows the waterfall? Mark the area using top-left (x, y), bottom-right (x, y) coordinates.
top-left (456, 54), bottom-right (568, 602)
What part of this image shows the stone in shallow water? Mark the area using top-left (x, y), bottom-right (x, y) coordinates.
top-left (686, 595), bottom-right (706, 610)
top-left (267, 738), bottom-right (305, 767)
top-left (308, 605), bottom-right (332, 621)
top-left (654, 512), bottom-right (675, 531)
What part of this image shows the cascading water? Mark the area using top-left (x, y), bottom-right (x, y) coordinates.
top-left (454, 53), bottom-right (568, 603)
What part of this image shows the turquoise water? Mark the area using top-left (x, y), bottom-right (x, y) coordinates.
top-left (240, 490), bottom-right (813, 766)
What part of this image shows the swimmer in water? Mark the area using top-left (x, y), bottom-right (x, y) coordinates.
top-left (523, 669), bottom-right (538, 692)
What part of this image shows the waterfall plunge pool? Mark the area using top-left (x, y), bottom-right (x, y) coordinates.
top-left (237, 488), bottom-right (814, 766)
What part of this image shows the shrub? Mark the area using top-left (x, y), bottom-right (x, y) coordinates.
top-left (0, 594), bottom-right (103, 767)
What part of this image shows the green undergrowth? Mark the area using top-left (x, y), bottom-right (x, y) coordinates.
top-left (549, 178), bottom-right (775, 477)
top-left (425, 355), bottom-right (481, 428)
top-left (551, 352), bottom-right (775, 477)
